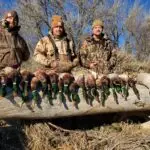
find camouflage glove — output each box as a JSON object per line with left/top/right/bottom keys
{"left": 50, "top": 60, "right": 59, "bottom": 69}
{"left": 50, "top": 60, "right": 74, "bottom": 73}
{"left": 72, "top": 58, "right": 79, "bottom": 67}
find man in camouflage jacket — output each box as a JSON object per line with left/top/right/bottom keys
{"left": 0, "top": 10, "right": 30, "bottom": 69}
{"left": 34, "top": 15, "right": 78, "bottom": 73}
{"left": 80, "top": 19, "right": 117, "bottom": 74}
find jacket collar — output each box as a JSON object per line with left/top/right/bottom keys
{"left": 5, "top": 26, "right": 20, "bottom": 35}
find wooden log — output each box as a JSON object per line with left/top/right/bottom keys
{"left": 137, "top": 73, "right": 150, "bottom": 90}
{"left": 141, "top": 121, "right": 150, "bottom": 129}
{"left": 0, "top": 84, "right": 149, "bottom": 119}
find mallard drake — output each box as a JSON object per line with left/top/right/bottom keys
{"left": 118, "top": 74, "right": 129, "bottom": 101}
{"left": 96, "top": 76, "right": 110, "bottom": 106}
{"left": 61, "top": 73, "right": 74, "bottom": 94}
{"left": 128, "top": 77, "right": 140, "bottom": 100}
{"left": 0, "top": 72, "right": 7, "bottom": 97}
{"left": 30, "top": 77, "right": 39, "bottom": 104}
{"left": 85, "top": 74, "right": 100, "bottom": 104}
{"left": 69, "top": 82, "right": 80, "bottom": 107}
{"left": 34, "top": 69, "right": 48, "bottom": 98}
{"left": 3, "top": 67, "right": 20, "bottom": 97}
{"left": 46, "top": 71, "right": 59, "bottom": 99}
{"left": 109, "top": 77, "right": 122, "bottom": 104}
{"left": 76, "top": 75, "right": 88, "bottom": 104}
{"left": 60, "top": 73, "right": 74, "bottom": 102}
{"left": 20, "top": 69, "right": 32, "bottom": 103}
{"left": 58, "top": 78, "right": 64, "bottom": 104}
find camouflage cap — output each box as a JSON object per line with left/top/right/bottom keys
{"left": 51, "top": 15, "right": 64, "bottom": 28}
{"left": 92, "top": 19, "right": 104, "bottom": 28}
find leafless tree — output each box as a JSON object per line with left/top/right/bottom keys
{"left": 15, "top": 0, "right": 103, "bottom": 53}
{"left": 95, "top": 0, "right": 127, "bottom": 46}
{"left": 13, "top": 0, "right": 150, "bottom": 60}
{"left": 125, "top": 1, "right": 150, "bottom": 60}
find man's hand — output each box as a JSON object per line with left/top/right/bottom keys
{"left": 89, "top": 62, "right": 98, "bottom": 69}
{"left": 50, "top": 60, "right": 59, "bottom": 69}
{"left": 50, "top": 60, "right": 74, "bottom": 73}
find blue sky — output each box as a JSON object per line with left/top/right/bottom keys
{"left": 2, "top": 0, "right": 150, "bottom": 8}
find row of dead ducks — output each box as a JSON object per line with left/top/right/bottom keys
{"left": 0, "top": 67, "right": 140, "bottom": 108}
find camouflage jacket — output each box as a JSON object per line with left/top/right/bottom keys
{"left": 0, "top": 25, "right": 30, "bottom": 69}
{"left": 34, "top": 32, "right": 76, "bottom": 67}
{"left": 80, "top": 34, "right": 117, "bottom": 74}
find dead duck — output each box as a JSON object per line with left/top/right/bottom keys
{"left": 20, "top": 69, "right": 33, "bottom": 104}
{"left": 118, "top": 74, "right": 129, "bottom": 101}
{"left": 128, "top": 77, "right": 140, "bottom": 100}
{"left": 0, "top": 72, "right": 7, "bottom": 97}
{"left": 34, "top": 69, "right": 48, "bottom": 98}
{"left": 119, "top": 74, "right": 139, "bottom": 100}
{"left": 111, "top": 77, "right": 122, "bottom": 94}
{"left": 30, "top": 76, "right": 39, "bottom": 105}
{"left": 76, "top": 75, "right": 88, "bottom": 104}
{"left": 86, "top": 74, "right": 100, "bottom": 104}
{"left": 96, "top": 76, "right": 110, "bottom": 106}
{"left": 109, "top": 76, "right": 122, "bottom": 104}
{"left": 3, "top": 67, "right": 21, "bottom": 97}
{"left": 85, "top": 74, "right": 99, "bottom": 106}
{"left": 69, "top": 82, "right": 80, "bottom": 107}
{"left": 58, "top": 77, "right": 65, "bottom": 104}
{"left": 46, "top": 71, "right": 59, "bottom": 99}
{"left": 60, "top": 73, "right": 74, "bottom": 101}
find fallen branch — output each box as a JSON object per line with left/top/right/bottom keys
{"left": 47, "top": 122, "right": 75, "bottom": 133}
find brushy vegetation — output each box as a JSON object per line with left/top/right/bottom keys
{"left": 115, "top": 51, "right": 150, "bottom": 74}
{"left": 1, "top": 119, "right": 150, "bottom": 150}
{"left": 22, "top": 121, "right": 150, "bottom": 150}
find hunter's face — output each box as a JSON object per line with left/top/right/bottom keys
{"left": 52, "top": 25, "right": 64, "bottom": 37}
{"left": 5, "top": 13, "right": 15, "bottom": 28}
{"left": 92, "top": 26, "right": 103, "bottom": 36}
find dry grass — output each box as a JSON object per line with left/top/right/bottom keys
{"left": 115, "top": 51, "right": 150, "bottom": 74}
{"left": 1, "top": 119, "right": 150, "bottom": 150}
{"left": 22, "top": 121, "right": 150, "bottom": 150}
